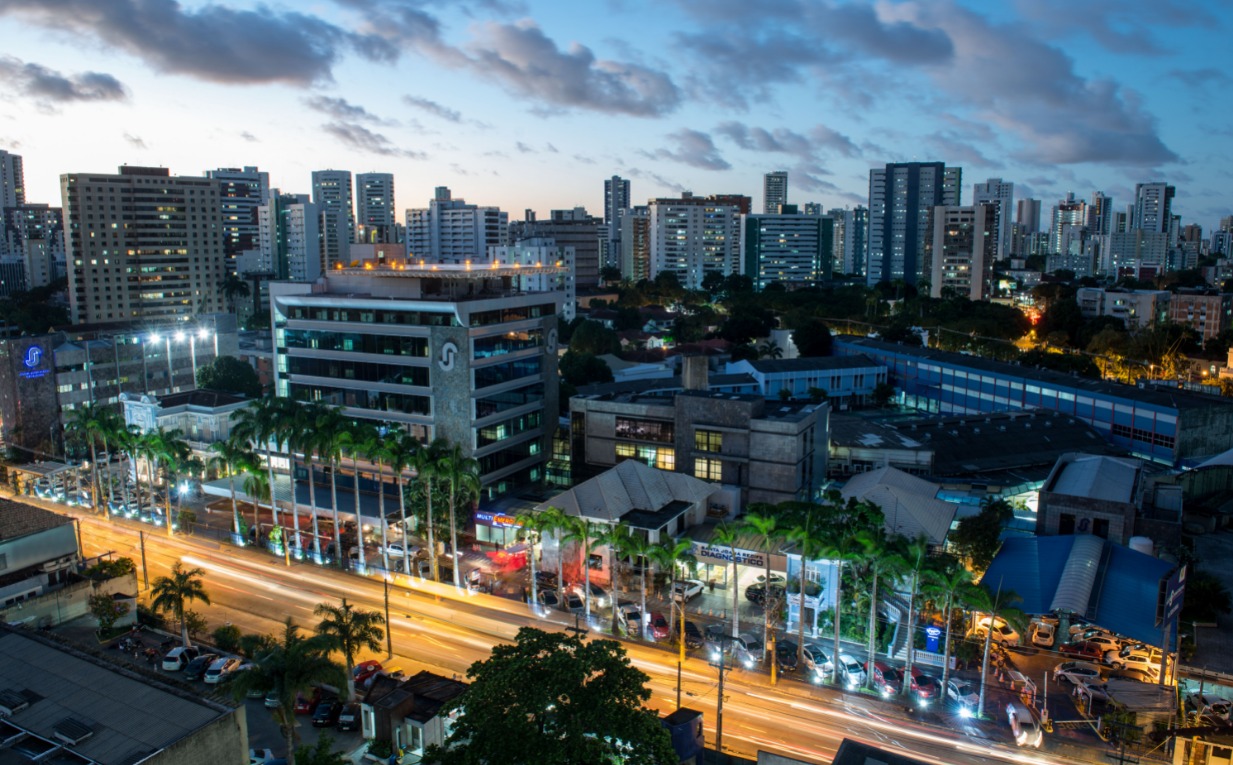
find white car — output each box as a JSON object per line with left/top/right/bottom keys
{"left": 671, "top": 579, "right": 706, "bottom": 603}
{"left": 1054, "top": 661, "right": 1103, "bottom": 685}
{"left": 249, "top": 749, "right": 277, "bottom": 765}
{"left": 1186, "top": 693, "right": 1232, "bottom": 722}
{"left": 383, "top": 542, "right": 422, "bottom": 560}
{"left": 970, "top": 616, "right": 1020, "bottom": 646}
{"left": 617, "top": 604, "right": 643, "bottom": 636}
{"left": 1082, "top": 634, "right": 1122, "bottom": 654}
{"left": 1030, "top": 621, "right": 1056, "bottom": 648}
{"left": 802, "top": 644, "right": 833, "bottom": 679}
{"left": 204, "top": 657, "right": 242, "bottom": 684}
{"left": 947, "top": 678, "right": 979, "bottom": 710}
{"left": 1111, "top": 652, "right": 1163, "bottom": 680}
{"left": 837, "top": 653, "right": 866, "bottom": 687}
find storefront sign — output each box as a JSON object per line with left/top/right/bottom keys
{"left": 474, "top": 511, "right": 523, "bottom": 528}
{"left": 694, "top": 544, "right": 765, "bottom": 568}
{"left": 925, "top": 625, "right": 942, "bottom": 653}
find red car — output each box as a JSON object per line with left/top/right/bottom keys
{"left": 294, "top": 688, "right": 322, "bottom": 714}
{"left": 649, "top": 612, "right": 670, "bottom": 640}
{"left": 908, "top": 665, "right": 938, "bottom": 701}
{"left": 1060, "top": 641, "right": 1105, "bottom": 661}
{"left": 353, "top": 660, "right": 382, "bottom": 687}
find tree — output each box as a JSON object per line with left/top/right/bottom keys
{"left": 196, "top": 356, "right": 262, "bottom": 398}
{"left": 924, "top": 564, "right": 972, "bottom": 691}
{"left": 233, "top": 395, "right": 286, "bottom": 533}
{"left": 949, "top": 498, "right": 1013, "bottom": 574}
{"left": 559, "top": 350, "right": 613, "bottom": 388}
{"left": 568, "top": 319, "right": 621, "bottom": 356}
{"left": 792, "top": 318, "right": 833, "bottom": 357}
{"left": 890, "top": 536, "right": 930, "bottom": 696}
{"left": 340, "top": 420, "right": 381, "bottom": 571}
{"left": 229, "top": 618, "right": 347, "bottom": 765}
{"left": 209, "top": 435, "right": 254, "bottom": 541}
{"left": 647, "top": 539, "right": 695, "bottom": 655}
{"left": 424, "top": 627, "right": 676, "bottom": 765}
{"left": 65, "top": 403, "right": 107, "bottom": 514}
{"left": 789, "top": 509, "right": 829, "bottom": 674}
{"left": 314, "top": 597, "right": 386, "bottom": 701}
{"left": 742, "top": 509, "right": 781, "bottom": 660}
{"left": 293, "top": 734, "right": 348, "bottom": 765}
{"left": 379, "top": 428, "right": 420, "bottom": 575}
{"left": 150, "top": 562, "right": 211, "bottom": 648}
{"left": 562, "top": 517, "right": 601, "bottom": 622}
{"left": 872, "top": 381, "right": 896, "bottom": 408}
{"left": 413, "top": 439, "right": 449, "bottom": 582}
{"left": 312, "top": 406, "right": 350, "bottom": 567}
{"left": 88, "top": 592, "right": 129, "bottom": 633}
{"left": 439, "top": 443, "right": 481, "bottom": 588}
{"left": 714, "top": 521, "right": 741, "bottom": 639}
{"left": 599, "top": 265, "right": 622, "bottom": 287}
{"left": 219, "top": 273, "right": 251, "bottom": 313}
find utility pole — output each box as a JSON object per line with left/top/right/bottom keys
{"left": 713, "top": 644, "right": 728, "bottom": 762}
{"left": 139, "top": 530, "right": 149, "bottom": 591}
{"left": 384, "top": 578, "right": 393, "bottom": 659}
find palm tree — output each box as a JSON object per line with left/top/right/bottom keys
{"left": 270, "top": 403, "right": 308, "bottom": 558}
{"left": 229, "top": 618, "right": 346, "bottom": 765}
{"left": 788, "top": 510, "right": 828, "bottom": 671}
{"left": 648, "top": 539, "right": 696, "bottom": 654}
{"left": 314, "top": 597, "right": 386, "bottom": 701}
{"left": 817, "top": 523, "right": 862, "bottom": 685}
{"left": 233, "top": 395, "right": 285, "bottom": 533}
{"left": 515, "top": 508, "right": 556, "bottom": 610}
{"left": 561, "top": 517, "right": 600, "bottom": 622}
{"left": 439, "top": 443, "right": 481, "bottom": 588}
{"left": 890, "top": 535, "right": 930, "bottom": 696}
{"left": 340, "top": 420, "right": 379, "bottom": 571}
{"left": 150, "top": 562, "right": 211, "bottom": 648}
{"left": 924, "top": 564, "right": 972, "bottom": 691}
{"left": 241, "top": 456, "right": 270, "bottom": 540}
{"left": 534, "top": 505, "right": 571, "bottom": 596}
{"left": 65, "top": 403, "right": 104, "bottom": 513}
{"left": 758, "top": 340, "right": 783, "bottom": 359}
{"left": 296, "top": 402, "right": 330, "bottom": 563}
{"left": 598, "top": 522, "right": 633, "bottom": 634}
{"left": 855, "top": 528, "right": 898, "bottom": 690}
{"left": 714, "top": 521, "right": 742, "bottom": 639}
{"left": 219, "top": 273, "right": 251, "bottom": 313}
{"left": 411, "top": 439, "right": 448, "bottom": 582}
{"left": 963, "top": 580, "right": 1025, "bottom": 719}
{"left": 313, "top": 405, "right": 349, "bottom": 567}
{"left": 382, "top": 430, "right": 420, "bottom": 576}
{"left": 209, "top": 436, "right": 252, "bottom": 540}
{"left": 623, "top": 533, "right": 653, "bottom": 630}
{"left": 742, "top": 509, "right": 781, "bottom": 659}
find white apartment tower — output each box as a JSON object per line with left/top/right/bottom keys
{"left": 972, "top": 178, "right": 1013, "bottom": 261}
{"left": 205, "top": 166, "right": 270, "bottom": 272}
{"left": 61, "top": 166, "right": 227, "bottom": 324}
{"left": 356, "top": 172, "right": 396, "bottom": 244}
{"left": 406, "top": 187, "right": 507, "bottom": 264}
{"left": 258, "top": 192, "right": 322, "bottom": 282}
{"left": 648, "top": 194, "right": 740, "bottom": 289}
{"left": 0, "top": 149, "right": 24, "bottom": 210}
{"left": 931, "top": 204, "right": 997, "bottom": 301}
{"left": 1133, "top": 182, "right": 1175, "bottom": 234}
{"left": 764, "top": 171, "right": 788, "bottom": 214}
{"left": 311, "top": 169, "right": 354, "bottom": 270}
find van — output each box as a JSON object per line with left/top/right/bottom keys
{"left": 1007, "top": 701, "right": 1043, "bottom": 748}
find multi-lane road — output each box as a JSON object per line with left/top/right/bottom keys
{"left": 71, "top": 509, "right": 1081, "bottom": 765}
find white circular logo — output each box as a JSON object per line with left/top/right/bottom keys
{"left": 546, "top": 328, "right": 558, "bottom": 353}
{"left": 438, "top": 340, "right": 458, "bottom": 371}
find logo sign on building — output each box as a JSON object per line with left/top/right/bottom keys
{"left": 474, "top": 511, "right": 522, "bottom": 528}
{"left": 18, "top": 344, "right": 48, "bottom": 379}
{"left": 1160, "top": 565, "right": 1187, "bottom": 625}
{"left": 925, "top": 625, "right": 942, "bottom": 653}
{"left": 694, "top": 544, "right": 765, "bottom": 568}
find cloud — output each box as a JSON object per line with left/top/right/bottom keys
{"left": 1168, "top": 68, "right": 1232, "bottom": 88}
{"left": 571, "top": 154, "right": 596, "bottom": 165}
{"left": 644, "top": 129, "right": 730, "bottom": 170}
{"left": 1014, "top": 0, "right": 1214, "bottom": 55}
{"left": 514, "top": 141, "right": 534, "bottom": 153}
{"left": 0, "top": 56, "right": 128, "bottom": 102}
{"left": 322, "top": 121, "right": 425, "bottom": 158}
{"left": 239, "top": 131, "right": 258, "bottom": 142}
{"left": 544, "top": 143, "right": 558, "bottom": 153}
{"left": 402, "top": 95, "right": 461, "bottom": 123}
{"left": 0, "top": 0, "right": 397, "bottom": 85}
{"left": 448, "top": 20, "right": 681, "bottom": 117}
{"left": 123, "top": 132, "right": 147, "bottom": 149}
{"left": 304, "top": 95, "right": 391, "bottom": 124}
{"left": 715, "top": 121, "right": 860, "bottom": 163}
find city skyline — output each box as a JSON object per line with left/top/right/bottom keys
{"left": 0, "top": 0, "right": 1228, "bottom": 229}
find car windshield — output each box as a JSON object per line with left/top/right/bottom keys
{"left": 883, "top": 669, "right": 902, "bottom": 684}
{"left": 956, "top": 683, "right": 973, "bottom": 694}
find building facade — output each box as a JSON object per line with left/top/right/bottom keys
{"left": 270, "top": 263, "right": 564, "bottom": 496}
{"left": 741, "top": 207, "right": 833, "bottom": 289}
{"left": 930, "top": 204, "right": 997, "bottom": 300}
{"left": 1, "top": 203, "right": 65, "bottom": 293}
{"left": 257, "top": 192, "right": 321, "bottom": 281}
{"left": 311, "top": 169, "right": 355, "bottom": 271}
{"left": 356, "top": 172, "right": 396, "bottom": 244}
{"left": 205, "top": 166, "right": 269, "bottom": 273}
{"left": 971, "top": 178, "right": 1013, "bottom": 261}
{"left": 764, "top": 171, "right": 788, "bottom": 214}
{"left": 61, "top": 166, "right": 227, "bottom": 325}
{"left": 648, "top": 194, "right": 741, "bottom": 290}
{"left": 1075, "top": 288, "right": 1169, "bottom": 331}
{"left": 867, "top": 162, "right": 961, "bottom": 287}
{"left": 0, "top": 148, "right": 23, "bottom": 209}
{"left": 406, "top": 187, "right": 508, "bottom": 265}
{"left": 723, "top": 355, "right": 885, "bottom": 409}
{"left": 508, "top": 207, "right": 603, "bottom": 291}
{"left": 1168, "top": 290, "right": 1233, "bottom": 344}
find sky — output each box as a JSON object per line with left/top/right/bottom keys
{"left": 0, "top": 0, "right": 1230, "bottom": 231}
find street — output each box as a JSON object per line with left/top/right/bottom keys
{"left": 62, "top": 505, "right": 1112, "bottom": 765}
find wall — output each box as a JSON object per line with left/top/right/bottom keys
{"left": 0, "top": 572, "right": 138, "bottom": 629}
{"left": 147, "top": 706, "right": 249, "bottom": 765}
{"left": 1036, "top": 491, "right": 1136, "bottom": 545}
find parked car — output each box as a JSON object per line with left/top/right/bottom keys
{"left": 671, "top": 579, "right": 706, "bottom": 603}
{"left": 777, "top": 640, "right": 800, "bottom": 673}
{"left": 1053, "top": 661, "right": 1104, "bottom": 685}
{"left": 969, "top": 616, "right": 1021, "bottom": 646}
{"left": 337, "top": 703, "right": 361, "bottom": 731}
{"left": 802, "top": 644, "right": 833, "bottom": 679}
{"left": 866, "top": 661, "right": 902, "bottom": 697}
{"left": 1114, "top": 652, "right": 1163, "bottom": 681}
{"left": 570, "top": 581, "right": 610, "bottom": 609}
{"left": 732, "top": 634, "right": 765, "bottom": 669}
{"left": 682, "top": 620, "right": 704, "bottom": 649}
{"left": 744, "top": 581, "right": 786, "bottom": 605}
{"left": 249, "top": 748, "right": 277, "bottom": 765}
{"left": 383, "top": 542, "right": 421, "bottom": 560}
{"left": 264, "top": 690, "right": 280, "bottom": 709}
{"left": 183, "top": 653, "right": 220, "bottom": 681}
{"left": 564, "top": 592, "right": 585, "bottom": 614}
{"left": 311, "top": 700, "right": 343, "bottom": 728}
{"left": 161, "top": 646, "right": 200, "bottom": 671}
{"left": 908, "top": 666, "right": 939, "bottom": 702}
{"left": 1030, "top": 621, "right": 1056, "bottom": 648}
{"left": 837, "top": 653, "right": 866, "bottom": 687}
{"left": 1081, "top": 634, "right": 1122, "bottom": 654}
{"left": 1007, "top": 701, "right": 1043, "bottom": 748}
{"left": 353, "top": 660, "right": 383, "bottom": 687}
{"left": 537, "top": 589, "right": 560, "bottom": 609}
{"left": 204, "top": 657, "right": 242, "bottom": 684}
{"left": 1078, "top": 681, "right": 1111, "bottom": 702}
{"left": 1059, "top": 641, "right": 1106, "bottom": 661}
{"left": 617, "top": 603, "right": 643, "bottom": 637}
{"left": 946, "top": 679, "right": 979, "bottom": 714}
{"left": 295, "top": 689, "right": 323, "bottom": 714}
{"left": 1186, "top": 693, "right": 1232, "bottom": 723}
{"left": 534, "top": 570, "right": 558, "bottom": 590}
{"left": 648, "top": 612, "right": 671, "bottom": 640}
{"left": 1104, "top": 644, "right": 1160, "bottom": 669}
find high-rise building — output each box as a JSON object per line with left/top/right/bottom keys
{"left": 0, "top": 149, "right": 24, "bottom": 210}
{"left": 648, "top": 193, "right": 741, "bottom": 289}
{"left": 258, "top": 192, "right": 321, "bottom": 282}
{"left": 205, "top": 166, "right": 269, "bottom": 273}
{"left": 406, "top": 187, "right": 508, "bottom": 264}
{"left": 356, "top": 172, "right": 396, "bottom": 244}
{"left": 1016, "top": 198, "right": 1041, "bottom": 234}
{"left": 61, "top": 166, "right": 226, "bottom": 324}
{"left": 931, "top": 204, "right": 997, "bottom": 300}
{"left": 866, "top": 162, "right": 961, "bottom": 286}
{"left": 311, "top": 169, "right": 354, "bottom": 270}
{"left": 1133, "top": 182, "right": 1175, "bottom": 234}
{"left": 742, "top": 205, "right": 834, "bottom": 289}
{"left": 508, "top": 207, "right": 603, "bottom": 291}
{"left": 1049, "top": 194, "right": 1088, "bottom": 255}
{"left": 827, "top": 207, "right": 869, "bottom": 276}
{"left": 1087, "top": 192, "right": 1114, "bottom": 236}
{"left": 972, "top": 178, "right": 1013, "bottom": 261}
{"left": 1, "top": 204, "right": 65, "bottom": 294}
{"left": 604, "top": 175, "right": 630, "bottom": 269}
{"left": 619, "top": 206, "right": 650, "bottom": 282}
{"left": 763, "top": 171, "right": 788, "bottom": 214}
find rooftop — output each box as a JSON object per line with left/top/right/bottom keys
{"left": 738, "top": 354, "right": 882, "bottom": 374}
{"left": 1047, "top": 454, "right": 1141, "bottom": 503}
{"left": 839, "top": 467, "right": 956, "bottom": 546}
{"left": 153, "top": 389, "right": 250, "bottom": 410}
{"left": 333, "top": 261, "right": 567, "bottom": 279}
{"left": 574, "top": 372, "right": 757, "bottom": 399}
{"left": 837, "top": 336, "right": 1232, "bottom": 412}
{"left": 536, "top": 460, "right": 717, "bottom": 525}
{"left": 0, "top": 627, "right": 235, "bottom": 765}
{"left": 0, "top": 499, "right": 73, "bottom": 542}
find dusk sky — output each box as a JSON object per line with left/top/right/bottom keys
{"left": 1, "top": 0, "right": 1229, "bottom": 229}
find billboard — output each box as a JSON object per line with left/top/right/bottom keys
{"left": 1159, "top": 565, "right": 1186, "bottom": 626}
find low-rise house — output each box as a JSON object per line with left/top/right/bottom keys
{"left": 361, "top": 671, "right": 467, "bottom": 762}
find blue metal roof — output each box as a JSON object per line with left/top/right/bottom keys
{"left": 983, "top": 535, "right": 1176, "bottom": 647}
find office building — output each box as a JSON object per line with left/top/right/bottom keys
{"left": 0, "top": 148, "right": 23, "bottom": 209}
{"left": 648, "top": 193, "right": 741, "bottom": 290}
{"left": 508, "top": 207, "right": 603, "bottom": 291}
{"left": 1088, "top": 192, "right": 1114, "bottom": 236}
{"left": 257, "top": 192, "right": 322, "bottom": 282}
{"left": 357, "top": 172, "right": 396, "bottom": 244}
{"left": 1075, "top": 288, "right": 1168, "bottom": 330}
{"left": 269, "top": 261, "right": 565, "bottom": 498}
{"left": 1133, "top": 182, "right": 1175, "bottom": 234}
{"left": 764, "top": 171, "right": 788, "bottom": 214}
{"left": 930, "top": 204, "right": 997, "bottom": 300}
{"left": 619, "top": 205, "right": 650, "bottom": 282}
{"left": 972, "top": 178, "right": 1013, "bottom": 260}
{"left": 827, "top": 206, "right": 869, "bottom": 276}
{"left": 1017, "top": 198, "right": 1041, "bottom": 234}
{"left": 741, "top": 206, "right": 833, "bottom": 289}
{"left": 834, "top": 336, "right": 1233, "bottom": 467}
{"left": 2, "top": 203, "right": 65, "bottom": 293}
{"left": 406, "top": 187, "right": 508, "bottom": 265}
{"left": 488, "top": 238, "right": 577, "bottom": 321}
{"left": 1168, "top": 290, "right": 1233, "bottom": 344}
{"left": 205, "top": 166, "right": 269, "bottom": 272}
{"left": 61, "top": 166, "right": 226, "bottom": 325}
{"left": 1049, "top": 193, "right": 1088, "bottom": 256}
{"left": 866, "top": 162, "right": 961, "bottom": 287}
{"left": 604, "top": 175, "right": 630, "bottom": 266}
{"left": 311, "top": 169, "right": 354, "bottom": 270}
{"left": 723, "top": 355, "right": 885, "bottom": 408}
